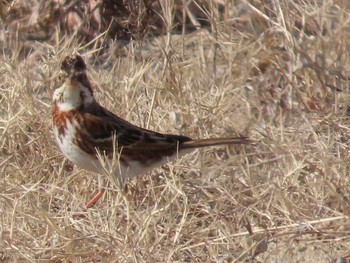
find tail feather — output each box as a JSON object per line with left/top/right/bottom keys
{"left": 181, "top": 137, "right": 249, "bottom": 149}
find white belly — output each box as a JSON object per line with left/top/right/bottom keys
{"left": 54, "top": 121, "right": 103, "bottom": 174}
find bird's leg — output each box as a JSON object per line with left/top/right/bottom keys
{"left": 84, "top": 190, "right": 105, "bottom": 209}
{"left": 84, "top": 174, "right": 105, "bottom": 209}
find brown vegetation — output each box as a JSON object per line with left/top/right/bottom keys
{"left": 1, "top": 0, "right": 350, "bottom": 261}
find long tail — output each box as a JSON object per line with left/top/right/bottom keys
{"left": 181, "top": 137, "right": 249, "bottom": 149}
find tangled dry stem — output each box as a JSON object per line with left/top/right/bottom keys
{"left": 1, "top": 0, "right": 350, "bottom": 262}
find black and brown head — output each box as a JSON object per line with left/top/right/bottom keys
{"left": 53, "top": 55, "right": 95, "bottom": 109}
{"left": 61, "top": 55, "right": 86, "bottom": 74}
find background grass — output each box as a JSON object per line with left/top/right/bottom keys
{"left": 1, "top": 0, "right": 350, "bottom": 262}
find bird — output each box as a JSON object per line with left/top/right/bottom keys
{"left": 52, "top": 55, "right": 249, "bottom": 209}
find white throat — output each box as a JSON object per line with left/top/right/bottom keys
{"left": 53, "top": 79, "right": 94, "bottom": 111}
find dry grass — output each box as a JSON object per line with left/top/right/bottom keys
{"left": 1, "top": 0, "right": 350, "bottom": 262}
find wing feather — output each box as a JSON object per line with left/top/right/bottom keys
{"left": 79, "top": 102, "right": 192, "bottom": 155}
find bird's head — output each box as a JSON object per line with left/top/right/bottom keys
{"left": 61, "top": 55, "right": 87, "bottom": 74}
{"left": 52, "top": 55, "right": 94, "bottom": 111}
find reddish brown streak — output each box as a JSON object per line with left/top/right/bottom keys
{"left": 52, "top": 101, "right": 70, "bottom": 137}
{"left": 53, "top": 102, "right": 177, "bottom": 167}
{"left": 75, "top": 113, "right": 169, "bottom": 165}
{"left": 52, "top": 101, "right": 129, "bottom": 165}
{"left": 53, "top": 81, "right": 187, "bottom": 168}
{"left": 51, "top": 72, "right": 92, "bottom": 138}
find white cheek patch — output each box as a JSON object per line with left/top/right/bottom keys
{"left": 53, "top": 82, "right": 94, "bottom": 112}
{"left": 53, "top": 86, "right": 64, "bottom": 102}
